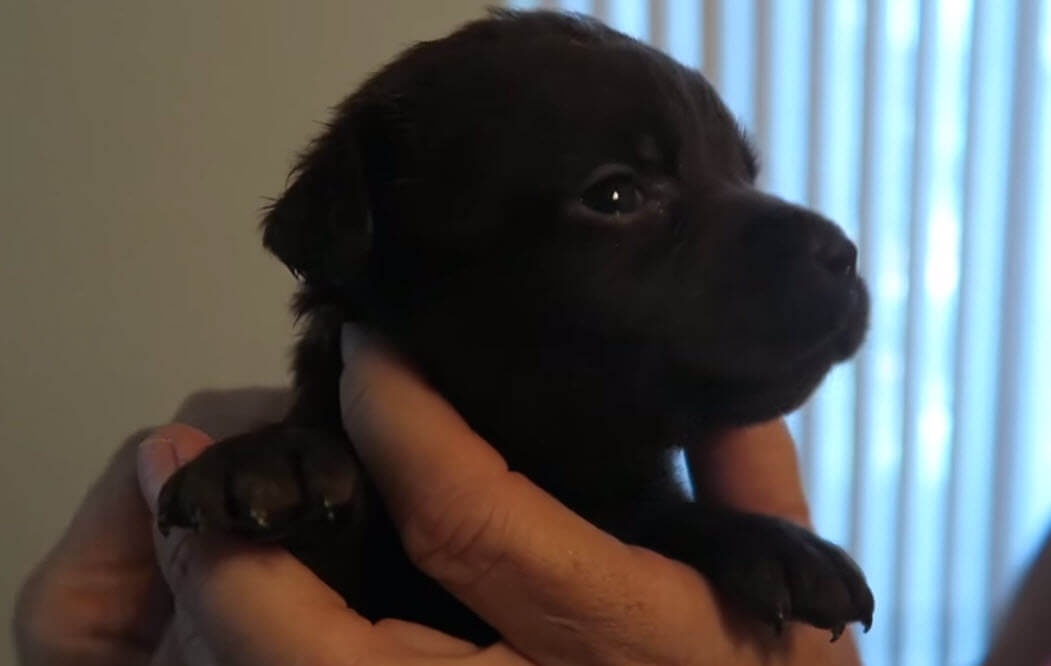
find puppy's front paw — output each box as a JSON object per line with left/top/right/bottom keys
{"left": 157, "top": 425, "right": 361, "bottom": 540}
{"left": 703, "top": 513, "right": 873, "bottom": 640}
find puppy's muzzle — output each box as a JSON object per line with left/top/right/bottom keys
{"left": 811, "top": 231, "right": 858, "bottom": 280}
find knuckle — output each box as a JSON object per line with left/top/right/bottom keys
{"left": 13, "top": 565, "right": 94, "bottom": 660}
{"left": 161, "top": 530, "right": 209, "bottom": 601}
{"left": 310, "top": 615, "right": 369, "bottom": 666}
{"left": 172, "top": 610, "right": 213, "bottom": 663}
{"left": 399, "top": 472, "right": 518, "bottom": 589}
{"left": 13, "top": 569, "right": 52, "bottom": 653}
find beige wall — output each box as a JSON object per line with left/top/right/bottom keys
{"left": 0, "top": 2, "right": 491, "bottom": 660}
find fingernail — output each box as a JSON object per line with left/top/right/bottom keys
{"left": 137, "top": 433, "right": 178, "bottom": 515}
{"left": 341, "top": 323, "right": 366, "bottom": 364}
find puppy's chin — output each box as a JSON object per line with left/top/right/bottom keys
{"left": 784, "top": 274, "right": 869, "bottom": 365}
{"left": 680, "top": 362, "right": 830, "bottom": 427}
{"left": 671, "top": 282, "right": 870, "bottom": 427}
{"left": 829, "top": 280, "right": 870, "bottom": 361}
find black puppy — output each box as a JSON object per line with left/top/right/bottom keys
{"left": 158, "top": 10, "right": 873, "bottom": 644}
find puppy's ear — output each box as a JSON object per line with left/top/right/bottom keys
{"left": 262, "top": 112, "right": 372, "bottom": 299}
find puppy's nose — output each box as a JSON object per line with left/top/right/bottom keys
{"left": 813, "top": 235, "right": 857, "bottom": 278}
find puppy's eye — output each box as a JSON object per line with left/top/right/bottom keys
{"left": 580, "top": 174, "right": 644, "bottom": 216}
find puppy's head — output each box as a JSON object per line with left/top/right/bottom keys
{"left": 263, "top": 10, "right": 868, "bottom": 427}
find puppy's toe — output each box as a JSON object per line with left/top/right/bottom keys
{"left": 701, "top": 513, "right": 874, "bottom": 638}
{"left": 156, "top": 425, "right": 362, "bottom": 541}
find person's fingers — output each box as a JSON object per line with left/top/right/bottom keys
{"left": 687, "top": 422, "right": 867, "bottom": 664}
{"left": 372, "top": 619, "right": 492, "bottom": 659}
{"left": 339, "top": 326, "right": 768, "bottom": 666}
{"left": 686, "top": 419, "right": 811, "bottom": 526}
{"left": 15, "top": 429, "right": 171, "bottom": 666}
{"left": 148, "top": 621, "right": 199, "bottom": 666}
{"left": 165, "top": 607, "right": 225, "bottom": 666}
{"left": 137, "top": 425, "right": 376, "bottom": 666}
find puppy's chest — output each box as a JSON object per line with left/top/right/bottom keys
{"left": 494, "top": 432, "right": 688, "bottom": 522}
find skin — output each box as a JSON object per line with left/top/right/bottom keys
{"left": 982, "top": 530, "right": 1051, "bottom": 665}
{"left": 15, "top": 329, "right": 863, "bottom": 665}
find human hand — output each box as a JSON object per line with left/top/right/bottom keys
{"left": 126, "top": 329, "right": 858, "bottom": 665}
{"left": 15, "top": 337, "right": 862, "bottom": 666}
{"left": 13, "top": 389, "right": 292, "bottom": 666}
{"left": 983, "top": 528, "right": 1051, "bottom": 666}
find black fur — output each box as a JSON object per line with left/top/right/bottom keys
{"left": 158, "top": 10, "right": 873, "bottom": 644}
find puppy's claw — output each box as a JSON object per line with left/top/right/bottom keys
{"left": 830, "top": 624, "right": 845, "bottom": 642}
{"left": 863, "top": 614, "right": 873, "bottom": 633}
{"left": 249, "top": 507, "right": 270, "bottom": 529}
{"left": 323, "top": 498, "right": 336, "bottom": 521}
{"left": 773, "top": 609, "right": 785, "bottom": 635}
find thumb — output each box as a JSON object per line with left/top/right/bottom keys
{"left": 338, "top": 326, "right": 729, "bottom": 666}
{"left": 137, "top": 425, "right": 372, "bottom": 666}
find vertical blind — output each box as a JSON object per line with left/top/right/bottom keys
{"left": 510, "top": 1, "right": 1050, "bottom": 664}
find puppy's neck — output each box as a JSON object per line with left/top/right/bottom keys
{"left": 400, "top": 333, "right": 693, "bottom": 515}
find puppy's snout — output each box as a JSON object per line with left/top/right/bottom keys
{"left": 736, "top": 197, "right": 858, "bottom": 281}
{"left": 813, "top": 235, "right": 858, "bottom": 279}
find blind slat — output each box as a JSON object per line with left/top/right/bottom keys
{"left": 648, "top": 0, "right": 667, "bottom": 51}
{"left": 753, "top": 0, "right": 773, "bottom": 194}
{"left": 893, "top": 0, "right": 937, "bottom": 662}
{"left": 990, "top": 0, "right": 1042, "bottom": 619}
{"left": 852, "top": 0, "right": 885, "bottom": 564}
{"left": 702, "top": 0, "right": 722, "bottom": 89}
{"left": 941, "top": 1, "right": 985, "bottom": 662}
{"left": 798, "top": 0, "right": 829, "bottom": 495}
